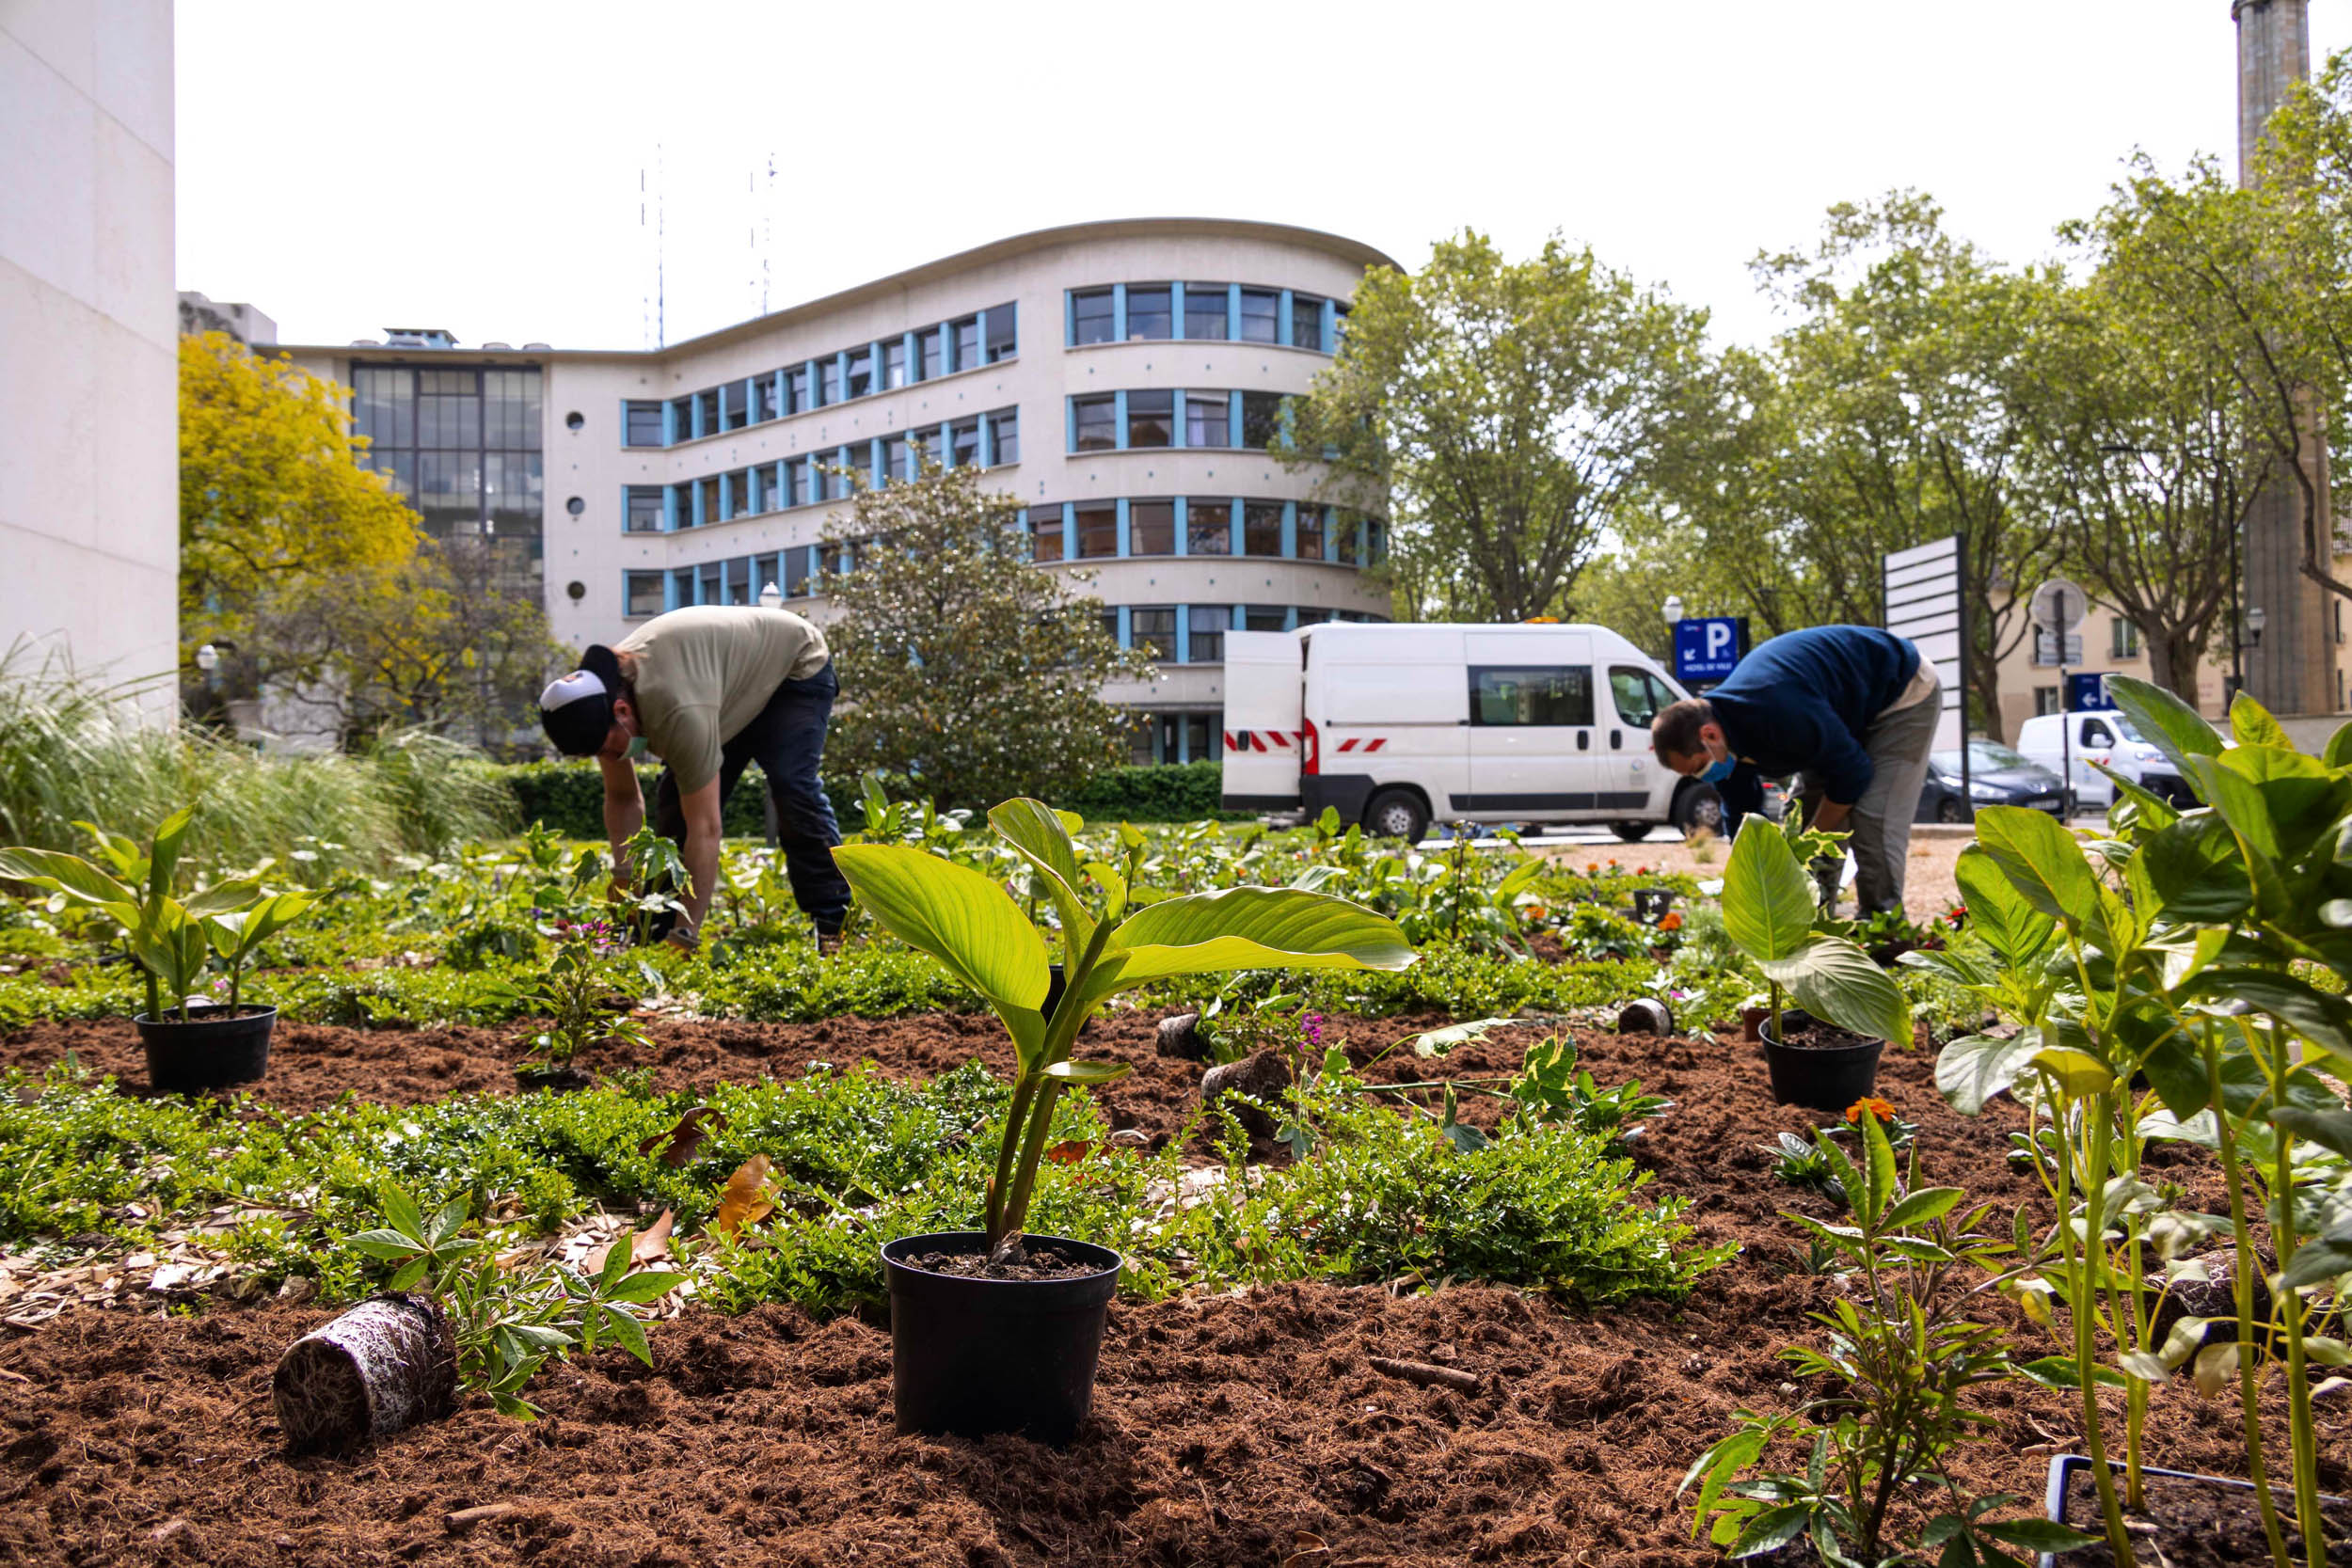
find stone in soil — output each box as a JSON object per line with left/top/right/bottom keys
{"left": 1200, "top": 1048, "right": 1293, "bottom": 1139}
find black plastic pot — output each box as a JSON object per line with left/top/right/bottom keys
{"left": 882, "top": 1230, "right": 1120, "bottom": 1445}
{"left": 1757, "top": 1007, "right": 1883, "bottom": 1112}
{"left": 2040, "top": 1454, "right": 2345, "bottom": 1568}
{"left": 1630, "top": 888, "right": 1676, "bottom": 924}
{"left": 132, "top": 1004, "right": 276, "bottom": 1094}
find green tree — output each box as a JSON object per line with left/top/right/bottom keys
{"left": 820, "top": 457, "right": 1153, "bottom": 809}
{"left": 1287, "top": 230, "right": 1715, "bottom": 623}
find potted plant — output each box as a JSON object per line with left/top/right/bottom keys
{"left": 511, "top": 916, "right": 650, "bottom": 1091}
{"left": 834, "top": 799, "right": 1414, "bottom": 1444}
{"left": 0, "top": 806, "right": 317, "bottom": 1093}
{"left": 1719, "top": 816, "right": 1912, "bottom": 1111}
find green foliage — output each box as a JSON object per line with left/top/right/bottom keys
{"left": 1062, "top": 761, "right": 1241, "bottom": 822}
{"left": 1720, "top": 816, "right": 1912, "bottom": 1044}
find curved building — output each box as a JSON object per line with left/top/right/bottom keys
{"left": 278, "top": 218, "right": 1397, "bottom": 763}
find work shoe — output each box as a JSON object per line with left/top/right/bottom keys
{"left": 816, "top": 928, "right": 844, "bottom": 958}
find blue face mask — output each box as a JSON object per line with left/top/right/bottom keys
{"left": 1699, "top": 753, "right": 1737, "bottom": 784}
{"left": 626, "top": 736, "right": 650, "bottom": 761}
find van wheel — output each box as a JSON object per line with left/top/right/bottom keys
{"left": 1672, "top": 785, "right": 1723, "bottom": 836}
{"left": 1611, "top": 822, "right": 1652, "bottom": 843}
{"left": 1363, "top": 790, "right": 1429, "bottom": 844}
{"left": 1935, "top": 796, "right": 1966, "bottom": 824}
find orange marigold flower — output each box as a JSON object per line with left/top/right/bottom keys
{"left": 1844, "top": 1096, "right": 1899, "bottom": 1125}
{"left": 1657, "top": 911, "right": 1684, "bottom": 932}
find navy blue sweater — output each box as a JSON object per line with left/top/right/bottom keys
{"left": 1707, "top": 627, "right": 1920, "bottom": 829}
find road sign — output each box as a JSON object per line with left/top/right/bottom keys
{"left": 2068, "top": 672, "right": 2111, "bottom": 711}
{"left": 1672, "top": 617, "right": 1746, "bottom": 683}
{"left": 1883, "top": 536, "right": 1966, "bottom": 755}
{"left": 2031, "top": 579, "right": 2090, "bottom": 638}
{"left": 2034, "top": 631, "right": 2085, "bottom": 667}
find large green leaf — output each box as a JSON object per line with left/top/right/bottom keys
{"left": 2140, "top": 811, "right": 2250, "bottom": 923}
{"left": 2188, "top": 969, "right": 2352, "bottom": 1069}
{"left": 1951, "top": 846, "right": 2054, "bottom": 969}
{"left": 146, "top": 805, "right": 194, "bottom": 911}
{"left": 2108, "top": 673, "right": 2224, "bottom": 782}
{"left": 2231, "top": 690, "right": 2296, "bottom": 752}
{"left": 182, "top": 876, "right": 267, "bottom": 918}
{"left": 0, "top": 847, "right": 134, "bottom": 909}
{"left": 1936, "top": 1029, "right": 2043, "bottom": 1116}
{"left": 2324, "top": 721, "right": 2352, "bottom": 770}
{"left": 1762, "top": 936, "right": 1912, "bottom": 1044}
{"left": 832, "top": 845, "right": 1049, "bottom": 1014}
{"left": 1086, "top": 886, "right": 1414, "bottom": 998}
{"left": 988, "top": 798, "right": 1095, "bottom": 955}
{"left": 1973, "top": 806, "right": 2100, "bottom": 934}
{"left": 1722, "top": 816, "right": 1816, "bottom": 964}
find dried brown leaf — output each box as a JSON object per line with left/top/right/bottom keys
{"left": 1045, "top": 1140, "right": 1093, "bottom": 1164}
{"left": 584, "top": 1209, "right": 675, "bottom": 1275}
{"left": 711, "top": 1157, "right": 776, "bottom": 1240}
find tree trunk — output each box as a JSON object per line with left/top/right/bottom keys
{"left": 2146, "top": 627, "right": 2203, "bottom": 710}
{"left": 272, "top": 1292, "right": 455, "bottom": 1451}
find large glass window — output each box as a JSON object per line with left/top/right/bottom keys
{"left": 667, "top": 394, "right": 694, "bottom": 438}
{"left": 1239, "top": 289, "right": 1279, "bottom": 343}
{"left": 847, "top": 346, "right": 873, "bottom": 400}
{"left": 726, "top": 557, "right": 752, "bottom": 605}
{"left": 988, "top": 408, "right": 1019, "bottom": 465}
{"left": 696, "top": 388, "right": 722, "bottom": 435}
{"left": 1295, "top": 504, "right": 1325, "bottom": 561}
{"left": 626, "top": 486, "right": 665, "bottom": 533}
{"left": 1335, "top": 512, "right": 1361, "bottom": 565}
{"left": 1470, "top": 667, "right": 1595, "bottom": 727}
{"left": 700, "top": 562, "right": 723, "bottom": 605}
{"left": 1187, "top": 500, "right": 1232, "bottom": 555}
{"left": 950, "top": 420, "right": 980, "bottom": 468}
{"left": 1291, "top": 293, "right": 1324, "bottom": 352}
{"left": 1129, "top": 500, "right": 1173, "bottom": 556}
{"left": 785, "top": 365, "right": 809, "bottom": 414}
{"left": 753, "top": 376, "right": 778, "bottom": 423}
{"left": 731, "top": 468, "right": 755, "bottom": 518}
{"left": 1031, "top": 506, "right": 1065, "bottom": 562}
{"left": 720, "top": 381, "right": 747, "bottom": 431}
{"left": 1131, "top": 608, "right": 1175, "bottom": 660}
{"left": 623, "top": 400, "right": 663, "bottom": 447}
{"left": 358, "top": 364, "right": 542, "bottom": 575}
{"left": 695, "top": 475, "right": 721, "bottom": 525}
{"left": 883, "top": 339, "right": 907, "bottom": 389}
{"left": 1186, "top": 394, "right": 1229, "bottom": 448}
{"left": 1072, "top": 289, "right": 1115, "bottom": 345}
{"left": 920, "top": 328, "right": 944, "bottom": 380}
{"left": 672, "top": 566, "right": 695, "bottom": 607}
{"left": 1125, "top": 286, "right": 1172, "bottom": 341}
{"left": 985, "top": 303, "right": 1017, "bottom": 362}
{"left": 1126, "top": 389, "right": 1173, "bottom": 448}
{"left": 819, "top": 358, "right": 841, "bottom": 406}
{"left": 1245, "top": 606, "right": 1288, "bottom": 631}
{"left": 1243, "top": 501, "right": 1284, "bottom": 556}
{"left": 1073, "top": 395, "right": 1117, "bottom": 452}
{"left": 785, "top": 548, "right": 811, "bottom": 596}
{"left": 1075, "top": 502, "right": 1118, "bottom": 559}
{"left": 884, "top": 436, "right": 910, "bottom": 483}
{"left": 1241, "top": 391, "right": 1283, "bottom": 449}
{"left": 1188, "top": 606, "right": 1229, "bottom": 663}
{"left": 626, "top": 572, "right": 664, "bottom": 617}
{"left": 1184, "top": 285, "right": 1228, "bottom": 340}
{"left": 952, "top": 316, "right": 979, "bottom": 371}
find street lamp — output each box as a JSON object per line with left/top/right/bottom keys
{"left": 1661, "top": 594, "right": 1685, "bottom": 625}
{"left": 2246, "top": 606, "right": 2267, "bottom": 647}
{"left": 195, "top": 643, "right": 219, "bottom": 673}
{"left": 759, "top": 582, "right": 784, "bottom": 610}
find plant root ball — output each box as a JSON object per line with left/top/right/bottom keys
{"left": 1617, "top": 998, "right": 1675, "bottom": 1036}
{"left": 1155, "top": 1012, "right": 1206, "bottom": 1061}
{"left": 272, "top": 1291, "right": 456, "bottom": 1452}
{"left": 1200, "top": 1049, "right": 1293, "bottom": 1140}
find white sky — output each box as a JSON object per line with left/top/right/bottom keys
{"left": 177, "top": 0, "right": 2352, "bottom": 353}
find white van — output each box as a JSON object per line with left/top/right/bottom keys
{"left": 1219, "top": 622, "right": 1724, "bottom": 843}
{"left": 2013, "top": 709, "right": 2192, "bottom": 811}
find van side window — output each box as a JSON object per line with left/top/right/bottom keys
{"left": 2081, "top": 719, "right": 2114, "bottom": 748}
{"left": 1608, "top": 666, "right": 1676, "bottom": 728}
{"left": 1470, "top": 666, "right": 1594, "bottom": 727}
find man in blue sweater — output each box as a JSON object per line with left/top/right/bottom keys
{"left": 1648, "top": 626, "right": 1941, "bottom": 914}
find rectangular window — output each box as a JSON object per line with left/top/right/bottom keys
{"left": 1188, "top": 714, "right": 1217, "bottom": 760}
{"left": 1125, "top": 286, "right": 1172, "bottom": 341}
{"left": 727, "top": 557, "right": 752, "bottom": 605}
{"left": 1072, "top": 289, "right": 1115, "bottom": 345}
{"left": 884, "top": 436, "right": 910, "bottom": 483}
{"left": 847, "top": 346, "right": 873, "bottom": 400}
{"left": 1073, "top": 395, "right": 1117, "bottom": 451}
{"left": 1470, "top": 666, "right": 1595, "bottom": 727}
{"left": 950, "top": 419, "right": 980, "bottom": 468}
{"left": 696, "top": 388, "right": 722, "bottom": 435}
{"left": 985, "top": 303, "right": 1017, "bottom": 362}
{"left": 1239, "top": 289, "right": 1279, "bottom": 343}
{"left": 785, "top": 365, "right": 809, "bottom": 414}
{"left": 1184, "top": 284, "right": 1229, "bottom": 340}
{"left": 1031, "top": 506, "right": 1065, "bottom": 562}
{"left": 1295, "top": 505, "right": 1325, "bottom": 561}
{"left": 700, "top": 562, "right": 723, "bottom": 606}
{"left": 1100, "top": 610, "right": 1120, "bottom": 645}
{"left": 883, "top": 339, "right": 907, "bottom": 389}
{"left": 952, "top": 316, "right": 979, "bottom": 371}
{"left": 694, "top": 475, "right": 721, "bottom": 526}
{"left": 673, "top": 566, "right": 695, "bottom": 607}
{"left": 668, "top": 395, "right": 694, "bottom": 439}
{"left": 920, "top": 328, "right": 944, "bottom": 380}
{"left": 354, "top": 367, "right": 417, "bottom": 448}
{"left": 819, "top": 359, "right": 841, "bottom": 406}
{"left": 730, "top": 469, "right": 754, "bottom": 518}
{"left": 989, "top": 407, "right": 1020, "bottom": 465}
{"left": 1241, "top": 391, "right": 1282, "bottom": 450}
{"left": 2110, "top": 617, "right": 2141, "bottom": 658}
{"left": 626, "top": 572, "right": 664, "bottom": 616}
{"left": 627, "top": 486, "right": 664, "bottom": 533}
{"left": 721, "top": 382, "right": 747, "bottom": 431}
{"left": 1245, "top": 605, "right": 1287, "bottom": 631}
{"left": 753, "top": 376, "right": 778, "bottom": 423}
{"left": 1334, "top": 512, "right": 1361, "bottom": 565}
{"left": 1130, "top": 500, "right": 1173, "bottom": 556}
{"left": 2034, "top": 685, "right": 2062, "bottom": 717}
{"left": 1295, "top": 607, "right": 1331, "bottom": 626}
{"left": 1291, "top": 293, "right": 1323, "bottom": 352}
{"left": 1126, "top": 389, "right": 1173, "bottom": 449}
{"left": 1188, "top": 606, "right": 1228, "bottom": 663}
{"left": 624, "top": 400, "right": 664, "bottom": 447}
{"left": 1185, "top": 393, "right": 1230, "bottom": 448}
{"left": 1075, "top": 501, "right": 1119, "bottom": 559}
{"left": 1243, "top": 501, "right": 1284, "bottom": 557}
{"left": 1187, "top": 500, "right": 1232, "bottom": 556}
{"left": 1131, "top": 607, "right": 1175, "bottom": 661}
{"left": 785, "top": 548, "right": 811, "bottom": 596}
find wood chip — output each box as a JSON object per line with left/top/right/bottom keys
{"left": 445, "top": 1503, "right": 517, "bottom": 1534}
{"left": 1367, "top": 1355, "right": 1483, "bottom": 1394}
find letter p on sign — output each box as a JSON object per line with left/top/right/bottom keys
{"left": 1705, "top": 623, "right": 1733, "bottom": 661}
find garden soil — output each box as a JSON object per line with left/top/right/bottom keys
{"left": 2, "top": 1012, "right": 2340, "bottom": 1563}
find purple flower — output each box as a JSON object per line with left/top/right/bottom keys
{"left": 1300, "top": 1011, "right": 1325, "bottom": 1046}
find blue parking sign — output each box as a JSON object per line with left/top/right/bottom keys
{"left": 1673, "top": 617, "right": 1744, "bottom": 682}
{"left": 2068, "top": 672, "right": 2110, "bottom": 711}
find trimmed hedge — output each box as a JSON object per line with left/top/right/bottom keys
{"left": 490, "top": 758, "right": 1240, "bottom": 840}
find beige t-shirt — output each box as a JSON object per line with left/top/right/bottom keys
{"left": 616, "top": 607, "right": 830, "bottom": 794}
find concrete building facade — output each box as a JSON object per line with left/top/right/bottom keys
{"left": 278, "top": 218, "right": 1396, "bottom": 764}
{"left": 0, "top": 0, "right": 179, "bottom": 705}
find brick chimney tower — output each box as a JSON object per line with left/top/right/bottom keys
{"left": 2233, "top": 0, "right": 2333, "bottom": 714}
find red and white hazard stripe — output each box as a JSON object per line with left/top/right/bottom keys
{"left": 1223, "top": 729, "right": 1304, "bottom": 752}
{"left": 1334, "top": 737, "right": 1389, "bottom": 753}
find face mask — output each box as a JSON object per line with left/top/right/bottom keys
{"left": 1699, "top": 753, "right": 1737, "bottom": 784}
{"left": 626, "top": 736, "right": 649, "bottom": 761}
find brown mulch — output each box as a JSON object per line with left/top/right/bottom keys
{"left": 0, "top": 1011, "right": 2340, "bottom": 1563}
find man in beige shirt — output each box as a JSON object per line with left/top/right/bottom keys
{"left": 537, "top": 605, "right": 849, "bottom": 948}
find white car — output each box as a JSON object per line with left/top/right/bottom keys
{"left": 1219, "top": 621, "right": 1722, "bottom": 843}
{"left": 2013, "top": 709, "right": 2190, "bottom": 810}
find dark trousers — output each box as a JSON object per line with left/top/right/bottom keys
{"left": 652, "top": 661, "right": 850, "bottom": 933}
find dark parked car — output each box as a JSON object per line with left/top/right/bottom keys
{"left": 1915, "top": 741, "right": 2068, "bottom": 823}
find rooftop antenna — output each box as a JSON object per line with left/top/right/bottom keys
{"left": 644, "top": 145, "right": 664, "bottom": 350}
{"left": 759, "top": 152, "right": 775, "bottom": 317}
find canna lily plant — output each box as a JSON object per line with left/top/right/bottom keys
{"left": 834, "top": 799, "right": 1417, "bottom": 1247}
{"left": 1720, "top": 816, "right": 1913, "bottom": 1046}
